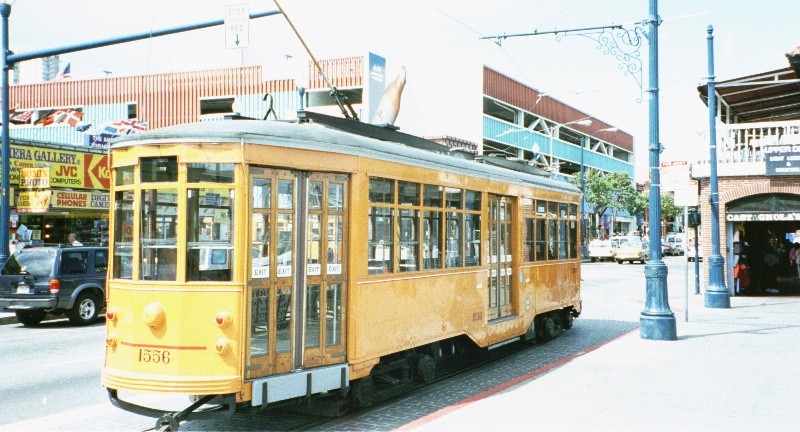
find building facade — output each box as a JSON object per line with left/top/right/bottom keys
{"left": 3, "top": 54, "right": 635, "bottom": 246}
{"left": 694, "top": 50, "right": 800, "bottom": 294}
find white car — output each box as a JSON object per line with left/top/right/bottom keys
{"left": 686, "top": 242, "right": 703, "bottom": 262}
{"left": 588, "top": 239, "right": 614, "bottom": 262}
{"left": 615, "top": 237, "right": 649, "bottom": 264}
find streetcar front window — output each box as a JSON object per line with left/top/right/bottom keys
{"left": 141, "top": 156, "right": 177, "bottom": 183}
{"left": 140, "top": 189, "right": 178, "bottom": 281}
{"left": 186, "top": 188, "right": 235, "bottom": 282}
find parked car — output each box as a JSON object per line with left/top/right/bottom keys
{"left": 609, "top": 235, "right": 631, "bottom": 256}
{"left": 616, "top": 237, "right": 649, "bottom": 264}
{"left": 687, "top": 241, "right": 704, "bottom": 262}
{"left": 663, "top": 234, "right": 685, "bottom": 256}
{"left": 0, "top": 245, "right": 107, "bottom": 326}
{"left": 588, "top": 239, "right": 614, "bottom": 262}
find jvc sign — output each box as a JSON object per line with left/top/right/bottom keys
{"left": 764, "top": 144, "right": 800, "bottom": 176}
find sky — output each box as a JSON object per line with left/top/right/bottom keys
{"left": 5, "top": 0, "right": 799, "bottom": 181}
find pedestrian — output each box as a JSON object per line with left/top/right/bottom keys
{"left": 794, "top": 243, "right": 800, "bottom": 279}
{"left": 733, "top": 256, "right": 750, "bottom": 294}
{"left": 67, "top": 233, "right": 83, "bottom": 246}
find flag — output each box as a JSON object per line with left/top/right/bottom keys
{"left": 42, "top": 109, "right": 67, "bottom": 126}
{"left": 10, "top": 110, "right": 32, "bottom": 124}
{"left": 62, "top": 109, "right": 83, "bottom": 127}
{"left": 103, "top": 119, "right": 148, "bottom": 136}
{"left": 55, "top": 63, "right": 71, "bottom": 81}
{"left": 117, "top": 119, "right": 148, "bottom": 134}
{"left": 34, "top": 110, "right": 54, "bottom": 125}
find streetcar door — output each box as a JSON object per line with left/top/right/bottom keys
{"left": 302, "top": 173, "right": 348, "bottom": 369}
{"left": 247, "top": 169, "right": 296, "bottom": 379}
{"left": 488, "top": 195, "right": 513, "bottom": 320}
{"left": 247, "top": 168, "right": 348, "bottom": 381}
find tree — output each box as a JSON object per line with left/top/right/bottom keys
{"left": 571, "top": 169, "right": 643, "bottom": 236}
{"left": 659, "top": 192, "right": 683, "bottom": 221}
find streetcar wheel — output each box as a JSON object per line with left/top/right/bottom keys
{"left": 562, "top": 310, "right": 574, "bottom": 330}
{"left": 617, "top": 260, "right": 623, "bottom": 264}
{"left": 351, "top": 376, "right": 375, "bottom": 408}
{"left": 67, "top": 292, "right": 101, "bottom": 325}
{"left": 15, "top": 310, "right": 46, "bottom": 326}
{"left": 590, "top": 257, "right": 597, "bottom": 263}
{"left": 416, "top": 355, "right": 436, "bottom": 384}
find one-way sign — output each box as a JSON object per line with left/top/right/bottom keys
{"left": 225, "top": 4, "right": 250, "bottom": 49}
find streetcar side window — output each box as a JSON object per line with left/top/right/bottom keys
{"left": 569, "top": 204, "right": 578, "bottom": 259}
{"left": 368, "top": 207, "right": 394, "bottom": 274}
{"left": 465, "top": 213, "right": 481, "bottom": 266}
{"left": 113, "top": 190, "right": 134, "bottom": 279}
{"left": 524, "top": 218, "right": 535, "bottom": 262}
{"left": 187, "top": 163, "right": 235, "bottom": 183}
{"left": 422, "top": 210, "right": 442, "bottom": 270}
{"left": 186, "top": 188, "right": 234, "bottom": 282}
{"left": 115, "top": 166, "right": 134, "bottom": 186}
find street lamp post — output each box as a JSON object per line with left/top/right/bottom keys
{"left": 0, "top": 1, "right": 11, "bottom": 264}
{"left": 640, "top": 0, "right": 677, "bottom": 340}
{"left": 580, "top": 127, "right": 618, "bottom": 260}
{"left": 704, "top": 25, "right": 730, "bottom": 308}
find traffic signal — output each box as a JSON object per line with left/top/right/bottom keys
{"left": 688, "top": 208, "right": 701, "bottom": 228}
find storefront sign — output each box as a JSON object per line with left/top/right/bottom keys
{"left": 51, "top": 190, "right": 110, "bottom": 210}
{"left": 4, "top": 144, "right": 110, "bottom": 190}
{"left": 764, "top": 144, "right": 800, "bottom": 176}
{"left": 19, "top": 167, "right": 50, "bottom": 188}
{"left": 17, "top": 190, "right": 51, "bottom": 213}
{"left": 727, "top": 212, "right": 800, "bottom": 222}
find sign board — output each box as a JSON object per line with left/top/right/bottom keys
{"left": 225, "top": 4, "right": 250, "bottom": 49}
{"left": 19, "top": 167, "right": 50, "bottom": 189}
{"left": 659, "top": 160, "right": 690, "bottom": 192}
{"left": 764, "top": 144, "right": 800, "bottom": 176}
{"left": 674, "top": 180, "right": 699, "bottom": 207}
{"left": 17, "top": 190, "right": 51, "bottom": 213}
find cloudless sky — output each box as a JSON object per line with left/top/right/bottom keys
{"left": 6, "top": 0, "right": 798, "bottom": 181}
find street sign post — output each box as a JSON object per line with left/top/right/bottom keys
{"left": 225, "top": 4, "right": 250, "bottom": 49}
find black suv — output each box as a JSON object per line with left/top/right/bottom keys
{"left": 0, "top": 245, "right": 107, "bottom": 326}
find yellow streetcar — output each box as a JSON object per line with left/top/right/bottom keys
{"left": 101, "top": 111, "right": 582, "bottom": 427}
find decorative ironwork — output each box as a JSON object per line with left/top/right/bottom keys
{"left": 482, "top": 21, "right": 647, "bottom": 102}
{"left": 568, "top": 24, "right": 646, "bottom": 102}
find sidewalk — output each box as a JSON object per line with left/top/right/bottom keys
{"left": 407, "top": 293, "right": 800, "bottom": 432}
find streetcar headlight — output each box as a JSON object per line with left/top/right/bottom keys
{"left": 142, "top": 302, "right": 165, "bottom": 328}
{"left": 214, "top": 338, "right": 232, "bottom": 355}
{"left": 215, "top": 311, "right": 233, "bottom": 328}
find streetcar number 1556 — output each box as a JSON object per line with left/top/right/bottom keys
{"left": 138, "top": 348, "right": 171, "bottom": 364}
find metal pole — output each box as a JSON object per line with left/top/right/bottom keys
{"left": 640, "top": 0, "right": 677, "bottom": 340}
{"left": 0, "top": 2, "right": 10, "bottom": 264}
{"left": 580, "top": 136, "right": 588, "bottom": 261}
{"left": 704, "top": 25, "right": 730, "bottom": 308}
{"left": 694, "top": 224, "right": 700, "bottom": 294}
{"left": 684, "top": 206, "right": 689, "bottom": 322}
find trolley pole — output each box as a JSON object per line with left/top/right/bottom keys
{"left": 639, "top": 0, "right": 677, "bottom": 340}
{"left": 0, "top": 4, "right": 279, "bottom": 263}
{"left": 704, "top": 25, "right": 730, "bottom": 308}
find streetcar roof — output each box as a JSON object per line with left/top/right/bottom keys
{"left": 111, "top": 119, "right": 579, "bottom": 195}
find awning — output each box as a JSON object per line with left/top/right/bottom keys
{"left": 697, "top": 48, "right": 800, "bottom": 123}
